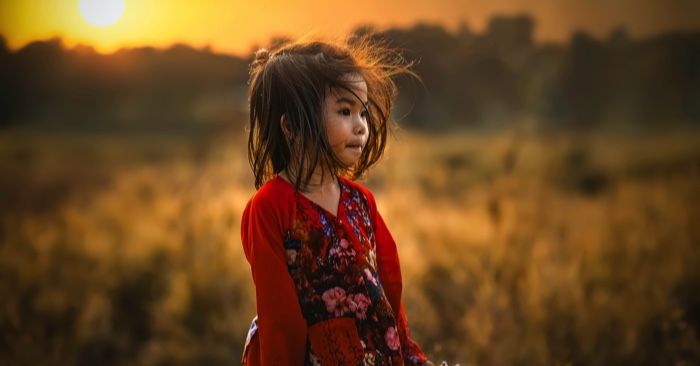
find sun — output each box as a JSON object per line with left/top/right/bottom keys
{"left": 79, "top": 0, "right": 125, "bottom": 27}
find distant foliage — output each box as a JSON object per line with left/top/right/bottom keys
{"left": 1, "top": 15, "right": 699, "bottom": 132}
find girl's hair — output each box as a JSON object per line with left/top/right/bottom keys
{"left": 247, "top": 34, "right": 419, "bottom": 191}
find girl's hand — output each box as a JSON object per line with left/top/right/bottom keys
{"left": 437, "top": 362, "right": 460, "bottom": 366}
{"left": 422, "top": 359, "right": 461, "bottom": 366}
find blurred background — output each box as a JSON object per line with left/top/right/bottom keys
{"left": 1, "top": 0, "right": 700, "bottom": 365}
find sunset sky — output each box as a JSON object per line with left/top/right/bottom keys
{"left": 1, "top": 0, "right": 699, "bottom": 56}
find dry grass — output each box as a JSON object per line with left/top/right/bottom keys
{"left": 1, "top": 127, "right": 699, "bottom": 365}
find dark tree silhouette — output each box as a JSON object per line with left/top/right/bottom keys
{"left": 1, "top": 15, "right": 699, "bottom": 133}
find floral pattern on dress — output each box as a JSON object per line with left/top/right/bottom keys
{"left": 279, "top": 178, "right": 419, "bottom": 365}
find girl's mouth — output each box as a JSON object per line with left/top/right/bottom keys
{"left": 346, "top": 144, "right": 362, "bottom": 152}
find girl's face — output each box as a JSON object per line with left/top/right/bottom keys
{"left": 322, "top": 74, "right": 369, "bottom": 168}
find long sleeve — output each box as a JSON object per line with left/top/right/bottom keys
{"left": 366, "top": 190, "right": 430, "bottom": 365}
{"left": 241, "top": 191, "right": 308, "bottom": 365}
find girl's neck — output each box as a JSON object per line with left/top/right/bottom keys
{"left": 279, "top": 167, "right": 338, "bottom": 194}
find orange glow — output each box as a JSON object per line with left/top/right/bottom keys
{"left": 1, "top": 0, "right": 698, "bottom": 56}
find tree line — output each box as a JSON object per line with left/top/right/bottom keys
{"left": 1, "top": 14, "right": 699, "bottom": 133}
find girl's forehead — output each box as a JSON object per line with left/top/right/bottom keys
{"left": 341, "top": 72, "right": 365, "bottom": 82}
{"left": 327, "top": 84, "right": 368, "bottom": 108}
{"left": 330, "top": 83, "right": 366, "bottom": 96}
{"left": 329, "top": 75, "right": 367, "bottom": 98}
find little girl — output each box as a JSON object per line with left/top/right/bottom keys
{"left": 240, "top": 36, "right": 433, "bottom": 366}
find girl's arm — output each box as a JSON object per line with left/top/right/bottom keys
{"left": 241, "top": 193, "right": 308, "bottom": 365}
{"left": 365, "top": 189, "right": 432, "bottom": 365}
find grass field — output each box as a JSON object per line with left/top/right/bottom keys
{"left": 1, "top": 127, "right": 699, "bottom": 365}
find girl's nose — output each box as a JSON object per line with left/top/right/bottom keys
{"left": 354, "top": 113, "right": 368, "bottom": 135}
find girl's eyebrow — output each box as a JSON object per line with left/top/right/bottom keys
{"left": 336, "top": 97, "right": 369, "bottom": 108}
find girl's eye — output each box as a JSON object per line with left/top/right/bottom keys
{"left": 340, "top": 108, "right": 351, "bottom": 116}
{"left": 361, "top": 111, "right": 369, "bottom": 119}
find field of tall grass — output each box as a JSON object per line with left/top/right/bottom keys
{"left": 1, "top": 126, "right": 699, "bottom": 365}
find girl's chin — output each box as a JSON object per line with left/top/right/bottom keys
{"left": 335, "top": 149, "right": 362, "bottom": 168}
{"left": 340, "top": 157, "right": 359, "bottom": 168}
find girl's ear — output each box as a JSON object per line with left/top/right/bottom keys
{"left": 280, "top": 114, "right": 294, "bottom": 140}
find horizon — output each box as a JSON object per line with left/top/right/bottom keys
{"left": 1, "top": 0, "right": 699, "bottom": 57}
{"left": 2, "top": 20, "right": 699, "bottom": 59}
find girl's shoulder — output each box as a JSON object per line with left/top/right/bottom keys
{"left": 255, "top": 174, "right": 293, "bottom": 198}
{"left": 243, "top": 175, "right": 378, "bottom": 217}
{"left": 243, "top": 175, "right": 295, "bottom": 216}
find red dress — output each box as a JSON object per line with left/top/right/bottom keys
{"left": 240, "top": 174, "right": 429, "bottom": 366}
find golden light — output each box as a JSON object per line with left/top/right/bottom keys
{"left": 79, "top": 0, "right": 124, "bottom": 27}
